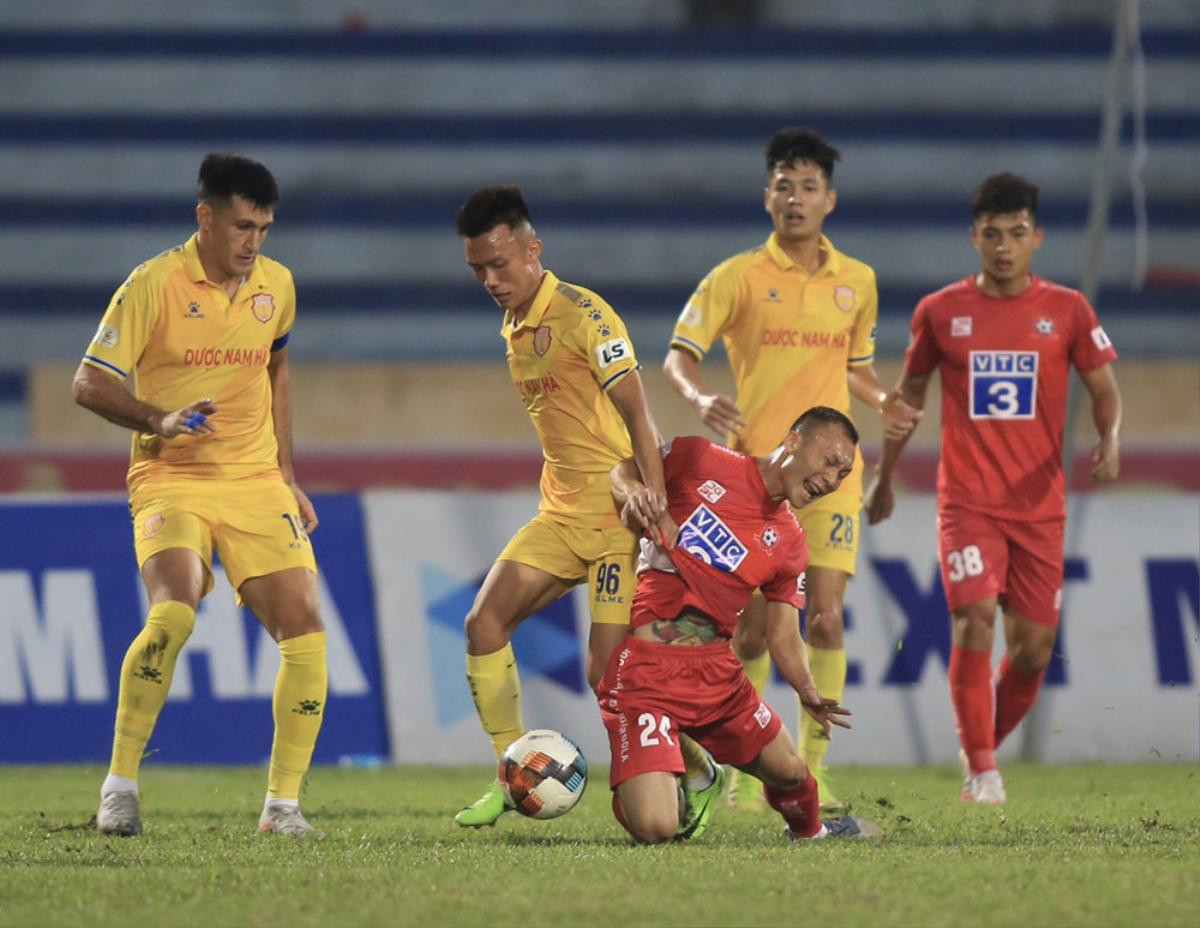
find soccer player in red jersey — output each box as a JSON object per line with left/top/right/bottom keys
{"left": 599, "top": 407, "right": 881, "bottom": 842}
{"left": 864, "top": 173, "right": 1122, "bottom": 804}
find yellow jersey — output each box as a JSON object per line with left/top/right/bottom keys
{"left": 82, "top": 234, "right": 295, "bottom": 491}
{"left": 669, "top": 233, "right": 877, "bottom": 495}
{"left": 502, "top": 270, "right": 638, "bottom": 526}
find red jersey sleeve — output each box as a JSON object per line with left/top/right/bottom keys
{"left": 1069, "top": 293, "right": 1118, "bottom": 373}
{"left": 904, "top": 297, "right": 941, "bottom": 376}
{"left": 759, "top": 527, "right": 808, "bottom": 610}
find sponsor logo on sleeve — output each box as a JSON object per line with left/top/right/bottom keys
{"left": 952, "top": 316, "right": 973, "bottom": 337}
{"left": 679, "top": 302, "right": 703, "bottom": 327}
{"left": 595, "top": 338, "right": 630, "bottom": 369}
{"left": 92, "top": 323, "right": 119, "bottom": 348}
{"left": 1091, "top": 325, "right": 1113, "bottom": 350}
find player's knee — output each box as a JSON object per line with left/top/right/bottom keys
{"left": 807, "top": 600, "right": 844, "bottom": 636}
{"left": 625, "top": 807, "right": 678, "bottom": 845}
{"left": 755, "top": 754, "right": 808, "bottom": 791}
{"left": 1011, "top": 637, "right": 1054, "bottom": 674}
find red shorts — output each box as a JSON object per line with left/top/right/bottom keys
{"left": 937, "top": 505, "right": 1065, "bottom": 626}
{"left": 596, "top": 635, "right": 783, "bottom": 789}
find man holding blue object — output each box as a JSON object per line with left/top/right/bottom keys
{"left": 73, "top": 153, "right": 327, "bottom": 838}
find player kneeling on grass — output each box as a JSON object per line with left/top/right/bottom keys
{"left": 598, "top": 407, "right": 882, "bottom": 843}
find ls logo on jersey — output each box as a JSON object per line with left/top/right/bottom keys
{"left": 678, "top": 504, "right": 748, "bottom": 573}
{"left": 595, "top": 338, "right": 630, "bottom": 369}
{"left": 969, "top": 351, "right": 1037, "bottom": 420}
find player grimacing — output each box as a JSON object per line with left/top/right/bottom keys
{"left": 864, "top": 173, "right": 1122, "bottom": 803}
{"left": 453, "top": 186, "right": 722, "bottom": 830}
{"left": 600, "top": 408, "right": 880, "bottom": 842}
{"left": 75, "top": 154, "right": 327, "bottom": 837}
{"left": 664, "top": 128, "right": 920, "bottom": 809}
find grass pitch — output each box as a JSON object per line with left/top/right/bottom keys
{"left": 0, "top": 763, "right": 1196, "bottom": 928}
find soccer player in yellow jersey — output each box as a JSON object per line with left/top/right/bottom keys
{"left": 73, "top": 154, "right": 326, "bottom": 837}
{"left": 665, "top": 129, "right": 920, "bottom": 810}
{"left": 453, "top": 186, "right": 723, "bottom": 830}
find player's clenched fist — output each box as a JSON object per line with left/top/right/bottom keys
{"left": 153, "top": 398, "right": 218, "bottom": 438}
{"left": 620, "top": 486, "right": 678, "bottom": 549}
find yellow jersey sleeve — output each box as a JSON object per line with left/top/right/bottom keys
{"left": 82, "top": 263, "right": 162, "bottom": 380}
{"left": 847, "top": 268, "right": 879, "bottom": 367}
{"left": 669, "top": 261, "right": 742, "bottom": 360}
{"left": 269, "top": 267, "right": 297, "bottom": 351}
{"left": 562, "top": 294, "right": 639, "bottom": 392}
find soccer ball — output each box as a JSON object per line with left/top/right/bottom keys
{"left": 498, "top": 729, "right": 588, "bottom": 819}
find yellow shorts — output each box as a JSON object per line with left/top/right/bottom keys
{"left": 497, "top": 512, "right": 638, "bottom": 625}
{"left": 129, "top": 477, "right": 317, "bottom": 601}
{"left": 796, "top": 488, "right": 862, "bottom": 576}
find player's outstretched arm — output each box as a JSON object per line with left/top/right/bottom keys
{"left": 864, "top": 368, "right": 931, "bottom": 525}
{"left": 1080, "top": 362, "right": 1122, "bottom": 482}
{"left": 764, "top": 601, "right": 851, "bottom": 737}
{"left": 72, "top": 362, "right": 217, "bottom": 438}
{"left": 846, "top": 363, "right": 922, "bottom": 440}
{"left": 609, "top": 456, "right": 675, "bottom": 548}
{"left": 268, "top": 347, "right": 318, "bottom": 533}
{"left": 662, "top": 346, "right": 746, "bottom": 439}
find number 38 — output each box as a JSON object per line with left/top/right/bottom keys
{"left": 946, "top": 544, "right": 984, "bottom": 582}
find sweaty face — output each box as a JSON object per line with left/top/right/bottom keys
{"left": 970, "top": 210, "right": 1044, "bottom": 287}
{"left": 779, "top": 424, "right": 855, "bottom": 508}
{"left": 763, "top": 160, "right": 836, "bottom": 244}
{"left": 464, "top": 223, "right": 544, "bottom": 314}
{"left": 196, "top": 195, "right": 274, "bottom": 285}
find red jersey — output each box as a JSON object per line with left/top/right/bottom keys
{"left": 906, "top": 275, "right": 1117, "bottom": 520}
{"left": 631, "top": 436, "right": 808, "bottom": 637}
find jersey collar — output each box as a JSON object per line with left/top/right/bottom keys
{"left": 766, "top": 232, "right": 843, "bottom": 277}
{"left": 502, "top": 269, "right": 558, "bottom": 335}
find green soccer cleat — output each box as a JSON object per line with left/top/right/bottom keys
{"left": 454, "top": 779, "right": 513, "bottom": 828}
{"left": 676, "top": 763, "right": 728, "bottom": 840}
{"left": 808, "top": 762, "right": 847, "bottom": 814}
{"left": 726, "top": 766, "right": 766, "bottom": 812}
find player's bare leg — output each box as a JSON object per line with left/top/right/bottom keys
{"left": 613, "top": 771, "right": 683, "bottom": 844}
{"left": 798, "top": 566, "right": 851, "bottom": 812}
{"left": 458, "top": 560, "right": 575, "bottom": 827}
{"left": 993, "top": 607, "right": 1057, "bottom": 753}
{"left": 728, "top": 597, "right": 769, "bottom": 811}
{"left": 97, "top": 548, "right": 207, "bottom": 836}
{"left": 741, "top": 728, "right": 880, "bottom": 840}
{"left": 241, "top": 567, "right": 326, "bottom": 836}
{"left": 951, "top": 598, "right": 1006, "bottom": 804}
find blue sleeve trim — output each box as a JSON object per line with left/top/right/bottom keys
{"left": 601, "top": 366, "right": 635, "bottom": 391}
{"left": 270, "top": 331, "right": 290, "bottom": 352}
{"left": 669, "top": 335, "right": 706, "bottom": 360}
{"left": 82, "top": 354, "right": 127, "bottom": 378}
{"left": 848, "top": 353, "right": 875, "bottom": 365}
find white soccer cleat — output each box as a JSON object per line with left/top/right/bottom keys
{"left": 968, "top": 770, "right": 1007, "bottom": 805}
{"left": 96, "top": 791, "right": 142, "bottom": 836}
{"left": 258, "top": 805, "right": 317, "bottom": 836}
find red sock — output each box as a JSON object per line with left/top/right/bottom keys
{"left": 949, "top": 645, "right": 996, "bottom": 774}
{"left": 764, "top": 772, "right": 821, "bottom": 838}
{"left": 994, "top": 654, "right": 1044, "bottom": 747}
{"left": 611, "top": 793, "right": 635, "bottom": 839}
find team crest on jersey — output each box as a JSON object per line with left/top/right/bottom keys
{"left": 141, "top": 512, "right": 166, "bottom": 539}
{"left": 533, "top": 325, "right": 553, "bottom": 356}
{"left": 697, "top": 480, "right": 726, "bottom": 504}
{"left": 833, "top": 285, "right": 856, "bottom": 313}
{"left": 759, "top": 526, "right": 779, "bottom": 549}
{"left": 184, "top": 301, "right": 204, "bottom": 320}
{"left": 1036, "top": 317, "right": 1054, "bottom": 335}
{"left": 952, "top": 316, "right": 973, "bottom": 337}
{"left": 764, "top": 288, "right": 782, "bottom": 303}
{"left": 251, "top": 293, "right": 275, "bottom": 323}
{"left": 678, "top": 503, "right": 748, "bottom": 573}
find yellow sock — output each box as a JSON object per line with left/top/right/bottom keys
{"left": 466, "top": 643, "right": 523, "bottom": 760}
{"left": 739, "top": 650, "right": 771, "bottom": 695}
{"left": 267, "top": 631, "right": 328, "bottom": 800}
{"left": 799, "top": 646, "right": 847, "bottom": 766}
{"left": 110, "top": 600, "right": 196, "bottom": 780}
{"left": 679, "top": 735, "right": 712, "bottom": 782}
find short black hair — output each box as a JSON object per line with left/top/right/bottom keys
{"left": 972, "top": 173, "right": 1039, "bottom": 222}
{"left": 765, "top": 128, "right": 840, "bottom": 183}
{"left": 197, "top": 153, "right": 279, "bottom": 209}
{"left": 789, "top": 405, "right": 859, "bottom": 446}
{"left": 455, "top": 185, "right": 533, "bottom": 238}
